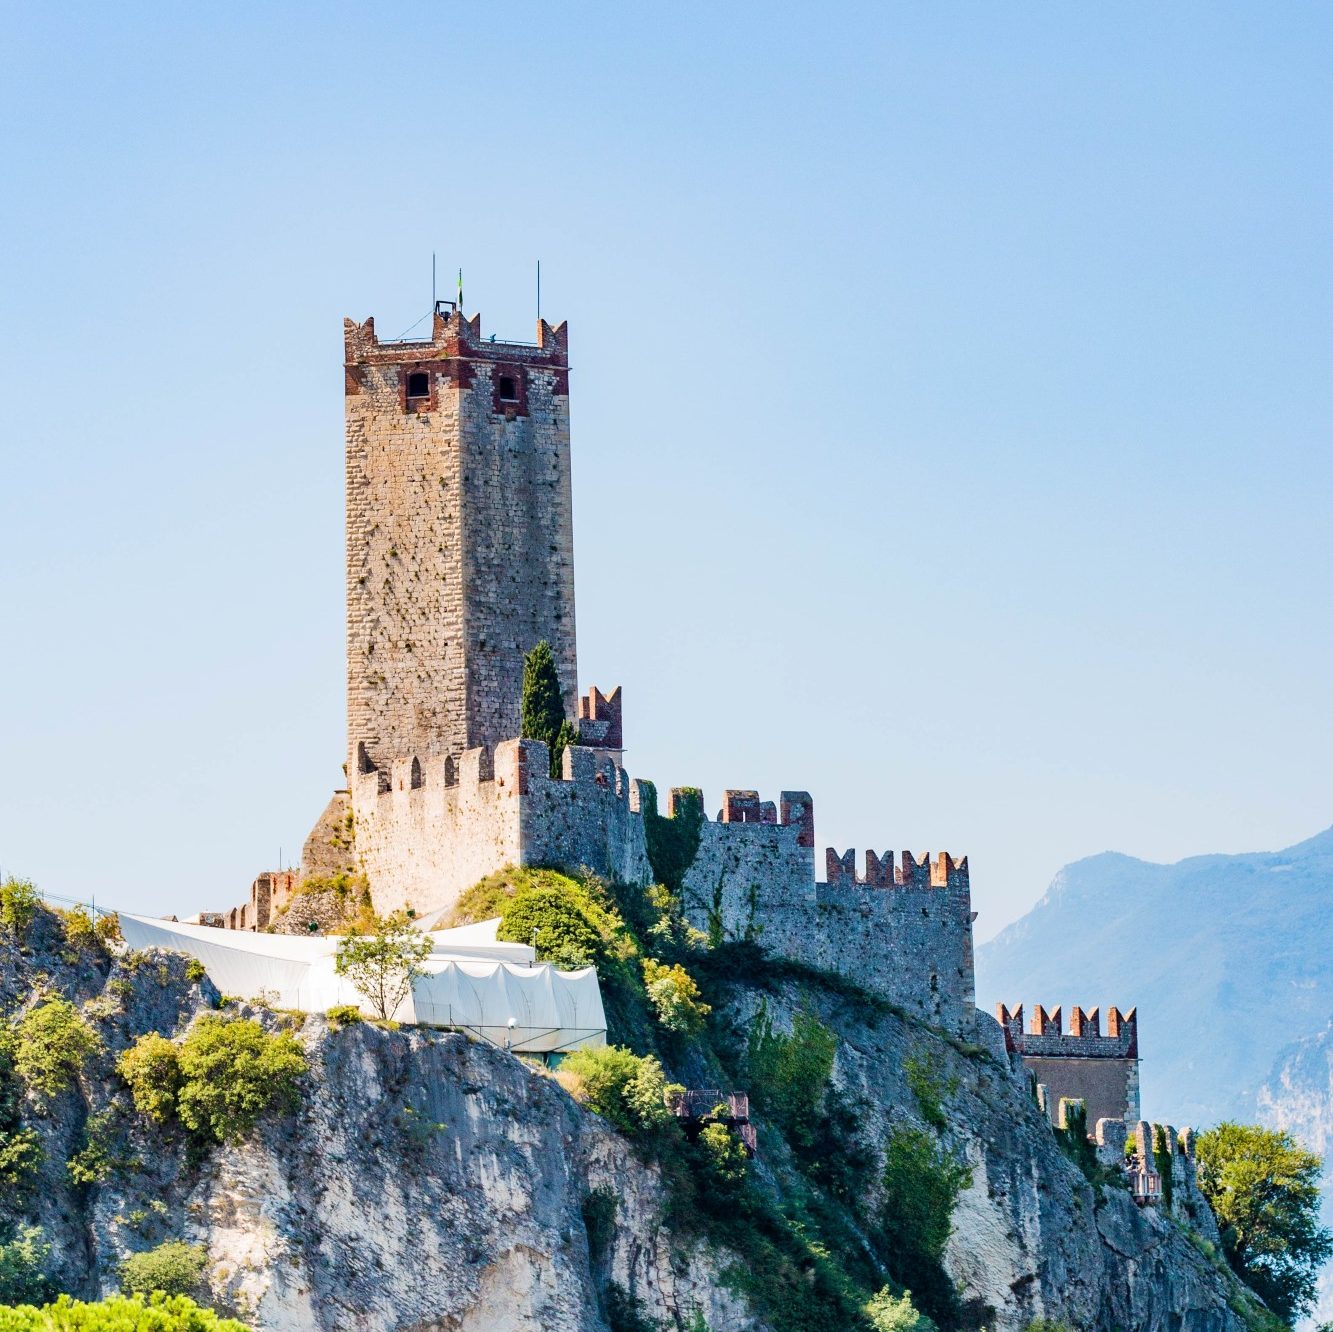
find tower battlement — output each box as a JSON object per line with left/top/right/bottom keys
{"left": 998, "top": 1001, "right": 1141, "bottom": 1126}
{"left": 578, "top": 686, "right": 624, "bottom": 758}
{"left": 824, "top": 849, "right": 970, "bottom": 890}
{"left": 996, "top": 1003, "right": 1138, "bottom": 1058}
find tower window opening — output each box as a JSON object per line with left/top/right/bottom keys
{"left": 406, "top": 371, "right": 430, "bottom": 399}
{"left": 498, "top": 375, "right": 518, "bottom": 402}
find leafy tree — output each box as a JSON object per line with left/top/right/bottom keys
{"left": 14, "top": 998, "right": 101, "bottom": 1099}
{"left": 501, "top": 888, "right": 601, "bottom": 969}
{"left": 865, "top": 1286, "right": 936, "bottom": 1332}
{"left": 334, "top": 910, "right": 431, "bottom": 1020}
{"left": 0, "top": 877, "right": 41, "bottom": 943}
{"left": 119, "top": 1242, "right": 209, "bottom": 1299}
{"left": 520, "top": 640, "right": 577, "bottom": 778}
{"left": 0, "top": 1225, "right": 51, "bottom": 1306}
{"left": 641, "top": 958, "right": 710, "bottom": 1035}
{"left": 1195, "top": 1121, "right": 1333, "bottom": 1324}
{"left": 0, "top": 1292, "right": 251, "bottom": 1330}
{"left": 557, "top": 1045, "right": 674, "bottom": 1137}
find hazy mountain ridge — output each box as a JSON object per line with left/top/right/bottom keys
{"left": 977, "top": 824, "right": 1333, "bottom": 1126}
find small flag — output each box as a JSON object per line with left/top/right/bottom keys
{"left": 457, "top": 268, "right": 463, "bottom": 311}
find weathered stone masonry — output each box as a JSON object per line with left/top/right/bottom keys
{"left": 344, "top": 310, "right": 577, "bottom": 776}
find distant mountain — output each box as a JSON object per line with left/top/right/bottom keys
{"left": 976, "top": 825, "right": 1333, "bottom": 1126}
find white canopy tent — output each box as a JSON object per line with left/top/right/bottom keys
{"left": 118, "top": 914, "right": 606, "bottom": 1053}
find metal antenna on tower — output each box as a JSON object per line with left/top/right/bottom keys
{"left": 432, "top": 253, "right": 436, "bottom": 309}
{"left": 537, "top": 260, "right": 541, "bottom": 323}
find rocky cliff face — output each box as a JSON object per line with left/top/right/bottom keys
{"left": 0, "top": 911, "right": 1259, "bottom": 1332}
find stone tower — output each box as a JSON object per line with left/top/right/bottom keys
{"left": 344, "top": 307, "right": 577, "bottom": 778}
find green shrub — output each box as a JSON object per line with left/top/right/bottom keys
{"left": 1054, "top": 1100, "right": 1102, "bottom": 1186}
{"left": 557, "top": 1045, "right": 673, "bottom": 1137}
{"left": 865, "top": 1286, "right": 936, "bottom": 1331}
{"left": 121, "top": 1018, "right": 305, "bottom": 1146}
{"left": 119, "top": 1241, "right": 209, "bottom": 1298}
{"left": 0, "top": 878, "right": 41, "bottom": 943}
{"left": 0, "top": 1292, "right": 250, "bottom": 1330}
{"left": 641, "top": 959, "right": 710, "bottom": 1035}
{"left": 0, "top": 1225, "right": 51, "bottom": 1306}
{"left": 0, "top": 1029, "right": 41, "bottom": 1189}
{"left": 695, "top": 1121, "right": 747, "bottom": 1187}
{"left": 903, "top": 1055, "right": 950, "bottom": 1131}
{"left": 602, "top": 1282, "right": 659, "bottom": 1332}
{"left": 175, "top": 1018, "right": 305, "bottom": 1145}
{"left": 325, "top": 1004, "right": 363, "bottom": 1027}
{"left": 119, "top": 1034, "right": 183, "bottom": 1125}
{"left": 67, "top": 1110, "right": 118, "bottom": 1185}
{"left": 746, "top": 1003, "right": 837, "bottom": 1151}
{"left": 184, "top": 959, "right": 207, "bottom": 984}
{"left": 14, "top": 998, "right": 101, "bottom": 1099}
{"left": 879, "top": 1125, "right": 972, "bottom": 1325}
{"left": 0, "top": 1126, "right": 42, "bottom": 1189}
{"left": 59, "top": 906, "right": 101, "bottom": 952}
{"left": 582, "top": 1187, "right": 617, "bottom": 1261}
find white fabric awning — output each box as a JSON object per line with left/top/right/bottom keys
{"left": 118, "top": 914, "right": 605, "bottom": 1053}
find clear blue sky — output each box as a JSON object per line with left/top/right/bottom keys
{"left": 2, "top": 3, "right": 1330, "bottom": 940}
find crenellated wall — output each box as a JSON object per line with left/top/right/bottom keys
{"left": 673, "top": 794, "right": 977, "bottom": 1037}
{"left": 351, "top": 740, "right": 651, "bottom": 919}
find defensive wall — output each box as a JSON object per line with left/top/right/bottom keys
{"left": 665, "top": 791, "right": 977, "bottom": 1037}
{"left": 998, "top": 1003, "right": 1141, "bottom": 1124}
{"left": 350, "top": 738, "right": 651, "bottom": 919}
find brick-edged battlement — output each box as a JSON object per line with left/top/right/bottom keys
{"left": 708, "top": 789, "right": 815, "bottom": 848}
{"left": 578, "top": 686, "right": 623, "bottom": 753}
{"left": 345, "top": 310, "right": 570, "bottom": 372}
{"left": 997, "top": 1003, "right": 1138, "bottom": 1058}
{"left": 824, "top": 848, "right": 970, "bottom": 890}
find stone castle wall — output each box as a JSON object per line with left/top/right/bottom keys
{"left": 352, "top": 740, "right": 651, "bottom": 920}
{"left": 344, "top": 311, "right": 577, "bottom": 777}
{"left": 674, "top": 798, "right": 977, "bottom": 1037}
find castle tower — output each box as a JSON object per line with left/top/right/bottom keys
{"left": 343, "top": 307, "right": 577, "bottom": 777}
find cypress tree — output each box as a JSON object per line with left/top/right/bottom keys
{"left": 520, "top": 641, "right": 577, "bottom": 777}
